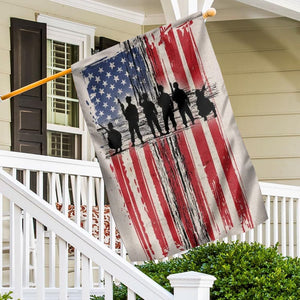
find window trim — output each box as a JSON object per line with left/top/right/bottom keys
{"left": 37, "top": 14, "right": 95, "bottom": 160}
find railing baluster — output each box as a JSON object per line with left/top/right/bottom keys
{"left": 86, "top": 176, "right": 94, "bottom": 287}
{"left": 49, "top": 172, "right": 56, "bottom": 288}
{"left": 248, "top": 229, "right": 254, "bottom": 244}
{"left": 87, "top": 176, "right": 93, "bottom": 235}
{"left": 97, "top": 178, "right": 105, "bottom": 284}
{"left": 240, "top": 232, "right": 246, "bottom": 242}
{"left": 36, "top": 171, "right": 45, "bottom": 300}
{"left": 0, "top": 168, "right": 3, "bottom": 287}
{"left": 297, "top": 197, "right": 300, "bottom": 257}
{"left": 23, "top": 170, "right": 30, "bottom": 287}
{"left": 14, "top": 205, "right": 23, "bottom": 299}
{"left": 127, "top": 288, "right": 136, "bottom": 300}
{"left": 288, "top": 198, "right": 294, "bottom": 257}
{"left": 74, "top": 175, "right": 81, "bottom": 288}
{"left": 82, "top": 254, "right": 91, "bottom": 300}
{"left": 257, "top": 224, "right": 263, "bottom": 244}
{"left": 9, "top": 170, "right": 16, "bottom": 287}
{"left": 62, "top": 174, "right": 69, "bottom": 217}
{"left": 104, "top": 272, "right": 113, "bottom": 300}
{"left": 265, "top": 195, "right": 271, "bottom": 248}
{"left": 59, "top": 237, "right": 68, "bottom": 299}
{"left": 281, "top": 197, "right": 286, "bottom": 256}
{"left": 273, "top": 196, "right": 278, "bottom": 246}
{"left": 110, "top": 210, "right": 116, "bottom": 252}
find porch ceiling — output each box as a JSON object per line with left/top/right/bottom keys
{"left": 50, "top": 0, "right": 299, "bottom": 24}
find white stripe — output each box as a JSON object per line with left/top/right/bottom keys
{"left": 133, "top": 147, "right": 170, "bottom": 257}
{"left": 149, "top": 140, "right": 191, "bottom": 248}
{"left": 113, "top": 153, "right": 151, "bottom": 258}
{"left": 202, "top": 121, "right": 244, "bottom": 233}
{"left": 172, "top": 25, "right": 196, "bottom": 90}
{"left": 184, "top": 128, "right": 224, "bottom": 236}
{"left": 167, "top": 134, "right": 210, "bottom": 242}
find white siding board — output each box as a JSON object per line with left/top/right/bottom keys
{"left": 217, "top": 50, "right": 300, "bottom": 74}
{"left": 236, "top": 115, "right": 300, "bottom": 138}
{"left": 0, "top": 121, "right": 10, "bottom": 148}
{"left": 230, "top": 93, "right": 300, "bottom": 116}
{"left": 0, "top": 49, "right": 10, "bottom": 74}
{"left": 244, "top": 136, "right": 300, "bottom": 159}
{"left": 224, "top": 71, "right": 300, "bottom": 95}
{"left": 252, "top": 158, "right": 300, "bottom": 181}
{"left": 208, "top": 18, "right": 300, "bottom": 186}
{"left": 209, "top": 26, "right": 300, "bottom": 53}
{"left": 0, "top": 25, "right": 10, "bottom": 51}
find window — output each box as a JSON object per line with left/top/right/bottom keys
{"left": 37, "top": 14, "right": 95, "bottom": 160}
{"left": 47, "top": 39, "right": 81, "bottom": 158}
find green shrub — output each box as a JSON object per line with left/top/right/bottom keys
{"left": 137, "top": 241, "right": 300, "bottom": 300}
{"left": 0, "top": 291, "right": 20, "bottom": 300}
{"left": 100, "top": 242, "right": 299, "bottom": 300}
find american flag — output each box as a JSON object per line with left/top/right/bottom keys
{"left": 72, "top": 12, "right": 267, "bottom": 261}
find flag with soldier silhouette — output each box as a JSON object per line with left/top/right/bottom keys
{"left": 72, "top": 12, "right": 267, "bottom": 261}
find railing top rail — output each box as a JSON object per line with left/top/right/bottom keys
{"left": 259, "top": 181, "right": 300, "bottom": 198}
{"left": 0, "top": 150, "right": 102, "bottom": 177}
{"left": 0, "top": 169, "right": 173, "bottom": 300}
{"left": 1, "top": 150, "right": 299, "bottom": 198}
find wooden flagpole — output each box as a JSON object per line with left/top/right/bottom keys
{"left": 0, "top": 8, "right": 216, "bottom": 102}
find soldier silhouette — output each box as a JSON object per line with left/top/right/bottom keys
{"left": 172, "top": 82, "right": 195, "bottom": 127}
{"left": 195, "top": 85, "right": 217, "bottom": 121}
{"left": 97, "top": 122, "right": 122, "bottom": 154}
{"left": 139, "top": 93, "right": 163, "bottom": 138}
{"left": 118, "top": 96, "right": 144, "bottom": 146}
{"left": 157, "top": 85, "right": 177, "bottom": 134}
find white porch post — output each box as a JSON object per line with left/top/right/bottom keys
{"left": 168, "top": 271, "right": 216, "bottom": 300}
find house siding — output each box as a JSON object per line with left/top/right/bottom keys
{"left": 0, "top": 2, "right": 299, "bottom": 185}
{"left": 0, "top": 0, "right": 143, "bottom": 155}
{"left": 206, "top": 18, "right": 300, "bottom": 186}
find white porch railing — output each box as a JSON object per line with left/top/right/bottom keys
{"left": 0, "top": 150, "right": 217, "bottom": 300}
{"left": 0, "top": 150, "right": 299, "bottom": 298}
{"left": 222, "top": 181, "right": 300, "bottom": 258}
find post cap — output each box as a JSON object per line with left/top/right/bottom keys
{"left": 168, "top": 271, "right": 216, "bottom": 288}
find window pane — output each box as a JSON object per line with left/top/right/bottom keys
{"left": 47, "top": 131, "right": 81, "bottom": 159}
{"left": 47, "top": 40, "right": 79, "bottom": 127}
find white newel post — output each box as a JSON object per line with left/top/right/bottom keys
{"left": 168, "top": 271, "right": 216, "bottom": 300}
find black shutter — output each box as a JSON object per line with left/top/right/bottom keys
{"left": 10, "top": 18, "right": 47, "bottom": 155}
{"left": 94, "top": 36, "right": 118, "bottom": 53}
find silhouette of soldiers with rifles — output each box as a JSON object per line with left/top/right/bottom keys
{"left": 97, "top": 122, "right": 122, "bottom": 155}
{"left": 172, "top": 82, "right": 195, "bottom": 127}
{"left": 118, "top": 96, "right": 144, "bottom": 146}
{"left": 139, "top": 93, "right": 163, "bottom": 138}
{"left": 195, "top": 85, "right": 217, "bottom": 121}
{"left": 157, "top": 85, "right": 177, "bottom": 134}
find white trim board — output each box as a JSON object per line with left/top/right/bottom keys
{"left": 50, "top": 0, "right": 166, "bottom": 25}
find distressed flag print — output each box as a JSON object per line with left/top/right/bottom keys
{"left": 72, "top": 12, "right": 268, "bottom": 261}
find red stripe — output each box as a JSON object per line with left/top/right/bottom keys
{"left": 177, "top": 21, "right": 204, "bottom": 89}
{"left": 189, "top": 23, "right": 254, "bottom": 230}
{"left": 156, "top": 138, "right": 198, "bottom": 248}
{"left": 144, "top": 35, "right": 168, "bottom": 87}
{"left": 129, "top": 147, "right": 170, "bottom": 256}
{"left": 110, "top": 155, "right": 154, "bottom": 259}
{"left": 159, "top": 25, "right": 190, "bottom": 89}
{"left": 175, "top": 131, "right": 217, "bottom": 239}
{"left": 143, "top": 143, "right": 184, "bottom": 250}
{"left": 191, "top": 124, "right": 234, "bottom": 231}
{"left": 208, "top": 119, "right": 254, "bottom": 230}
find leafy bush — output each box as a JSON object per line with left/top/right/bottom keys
{"left": 137, "top": 242, "right": 300, "bottom": 299}
{"left": 97, "top": 242, "right": 300, "bottom": 300}
{"left": 0, "top": 291, "right": 20, "bottom": 300}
